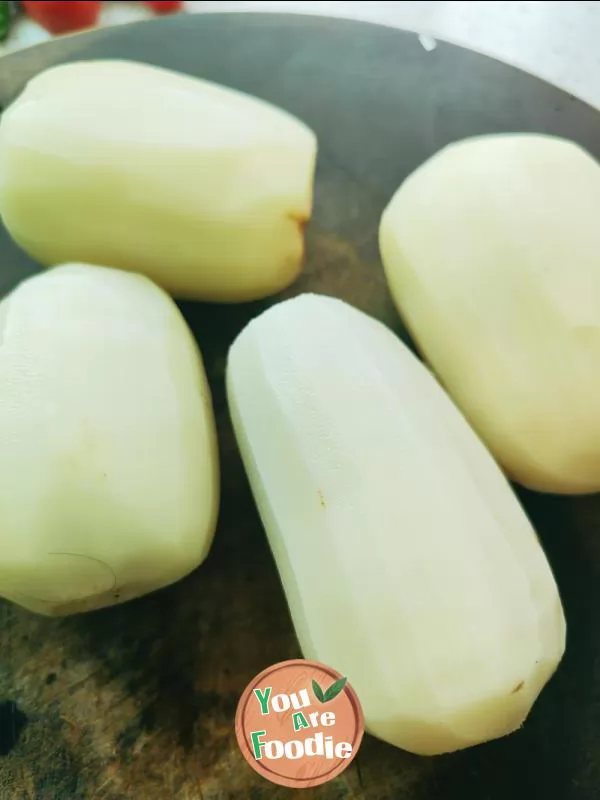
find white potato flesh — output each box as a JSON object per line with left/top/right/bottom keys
{"left": 380, "top": 133, "right": 600, "bottom": 494}
{"left": 226, "top": 293, "right": 565, "bottom": 756}
{"left": 0, "top": 60, "right": 318, "bottom": 302}
{"left": 0, "top": 263, "right": 219, "bottom": 616}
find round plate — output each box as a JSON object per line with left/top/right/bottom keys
{"left": 0, "top": 13, "right": 599, "bottom": 800}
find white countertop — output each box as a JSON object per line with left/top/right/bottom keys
{"left": 3, "top": 1, "right": 600, "bottom": 110}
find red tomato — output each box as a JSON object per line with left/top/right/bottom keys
{"left": 21, "top": 1, "right": 101, "bottom": 34}
{"left": 143, "top": 0, "right": 183, "bottom": 13}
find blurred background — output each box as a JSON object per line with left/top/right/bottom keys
{"left": 2, "top": 1, "right": 600, "bottom": 109}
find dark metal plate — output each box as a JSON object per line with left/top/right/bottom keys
{"left": 0, "top": 12, "right": 599, "bottom": 800}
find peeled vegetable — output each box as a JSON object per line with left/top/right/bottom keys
{"left": 380, "top": 133, "right": 600, "bottom": 494}
{"left": 0, "top": 263, "right": 219, "bottom": 616}
{"left": 0, "top": 60, "right": 317, "bottom": 302}
{"left": 226, "top": 293, "right": 565, "bottom": 756}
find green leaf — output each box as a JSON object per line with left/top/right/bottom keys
{"left": 0, "top": 2, "right": 10, "bottom": 43}
{"left": 312, "top": 679, "right": 325, "bottom": 703}
{"left": 323, "top": 676, "right": 348, "bottom": 702}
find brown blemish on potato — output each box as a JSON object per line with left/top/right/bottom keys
{"left": 511, "top": 681, "right": 525, "bottom": 694}
{"left": 318, "top": 490, "right": 326, "bottom": 509}
{"left": 287, "top": 211, "right": 309, "bottom": 235}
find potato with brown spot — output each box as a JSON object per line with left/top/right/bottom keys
{"left": 0, "top": 60, "right": 318, "bottom": 303}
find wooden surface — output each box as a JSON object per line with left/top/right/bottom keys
{"left": 2, "top": 13, "right": 600, "bottom": 799}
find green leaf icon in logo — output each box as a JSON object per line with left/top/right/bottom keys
{"left": 312, "top": 676, "right": 348, "bottom": 703}
{"left": 312, "top": 679, "right": 325, "bottom": 703}
{"left": 324, "top": 677, "right": 348, "bottom": 702}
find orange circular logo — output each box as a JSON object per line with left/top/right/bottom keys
{"left": 235, "top": 659, "right": 364, "bottom": 789}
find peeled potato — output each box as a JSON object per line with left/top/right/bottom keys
{"left": 227, "top": 293, "right": 565, "bottom": 756}
{"left": 0, "top": 263, "right": 219, "bottom": 616}
{"left": 380, "top": 133, "right": 600, "bottom": 494}
{"left": 0, "top": 60, "right": 318, "bottom": 302}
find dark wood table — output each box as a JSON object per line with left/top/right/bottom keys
{"left": 1, "top": 12, "right": 600, "bottom": 799}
